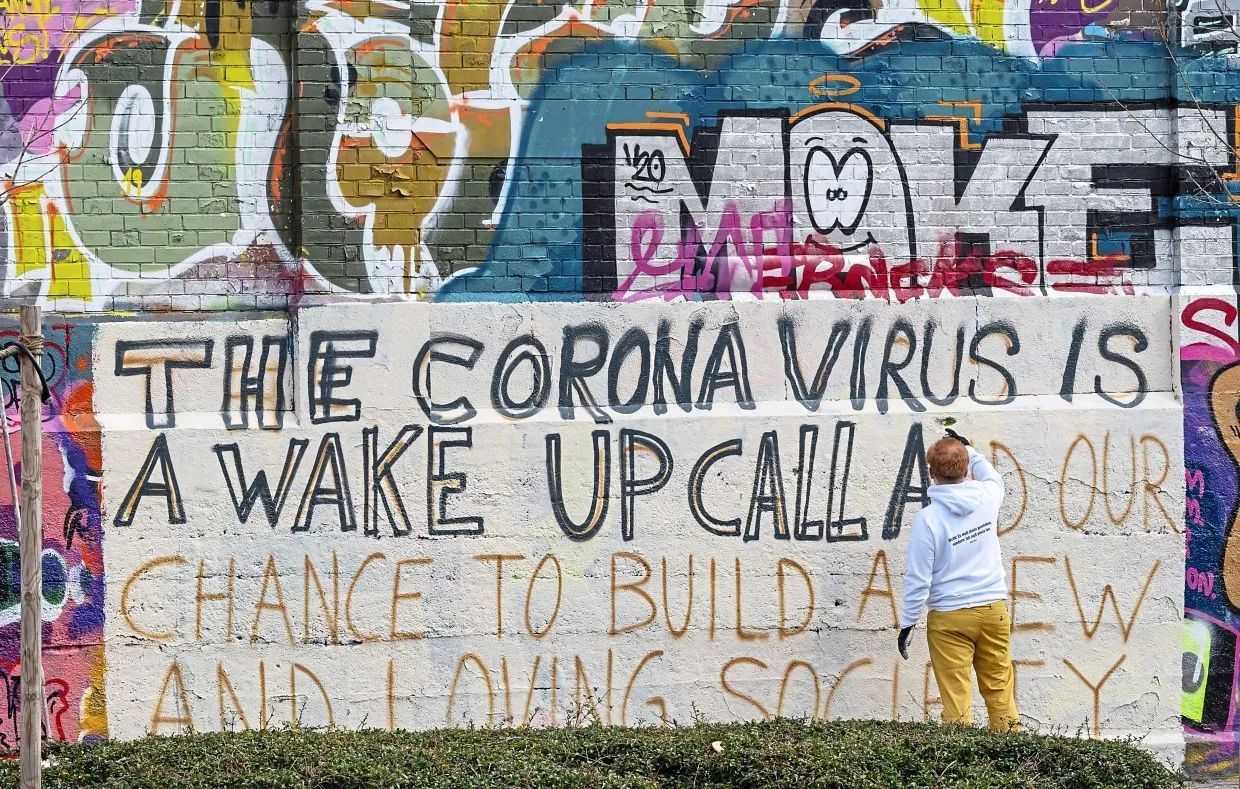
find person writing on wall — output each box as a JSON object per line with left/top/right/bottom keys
{"left": 897, "top": 429, "right": 1020, "bottom": 731}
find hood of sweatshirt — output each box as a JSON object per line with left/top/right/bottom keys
{"left": 927, "top": 480, "right": 985, "bottom": 516}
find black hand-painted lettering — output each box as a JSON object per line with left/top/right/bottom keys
{"left": 793, "top": 425, "right": 822, "bottom": 540}
{"left": 745, "top": 431, "right": 789, "bottom": 542}
{"left": 652, "top": 318, "right": 701, "bottom": 415}
{"left": 114, "top": 433, "right": 184, "bottom": 526}
{"left": 1059, "top": 318, "right": 1088, "bottom": 403}
{"left": 608, "top": 328, "right": 651, "bottom": 415}
{"left": 1095, "top": 323, "right": 1148, "bottom": 409}
{"left": 115, "top": 339, "right": 213, "bottom": 429}
{"left": 428, "top": 426, "right": 483, "bottom": 536}
{"left": 876, "top": 319, "right": 924, "bottom": 414}
{"left": 365, "top": 424, "right": 423, "bottom": 538}
{"left": 221, "top": 335, "right": 288, "bottom": 431}
{"left": 882, "top": 423, "right": 929, "bottom": 540}
{"left": 849, "top": 317, "right": 873, "bottom": 411}
{"left": 619, "top": 429, "right": 673, "bottom": 541}
{"left": 825, "top": 421, "right": 867, "bottom": 542}
{"left": 688, "top": 439, "right": 742, "bottom": 537}
{"left": 920, "top": 321, "right": 964, "bottom": 407}
{"left": 558, "top": 324, "right": 612, "bottom": 424}
{"left": 546, "top": 431, "right": 611, "bottom": 540}
{"left": 213, "top": 438, "right": 308, "bottom": 527}
{"left": 413, "top": 335, "right": 484, "bottom": 425}
{"left": 779, "top": 316, "right": 851, "bottom": 412}
{"left": 308, "top": 331, "right": 377, "bottom": 424}
{"left": 293, "top": 433, "right": 356, "bottom": 532}
{"left": 968, "top": 321, "right": 1020, "bottom": 406}
{"left": 492, "top": 335, "right": 551, "bottom": 420}
{"left": 697, "top": 322, "right": 754, "bottom": 410}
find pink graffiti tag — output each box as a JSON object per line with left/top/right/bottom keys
{"left": 617, "top": 206, "right": 1136, "bottom": 301}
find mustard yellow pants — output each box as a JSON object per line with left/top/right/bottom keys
{"left": 927, "top": 600, "right": 1020, "bottom": 731}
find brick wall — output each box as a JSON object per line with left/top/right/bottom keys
{"left": 0, "top": 2, "right": 1232, "bottom": 307}
{"left": 0, "top": 1, "right": 1238, "bottom": 777}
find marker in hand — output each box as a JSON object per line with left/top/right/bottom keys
{"left": 897, "top": 626, "right": 913, "bottom": 660}
{"left": 945, "top": 428, "right": 970, "bottom": 447}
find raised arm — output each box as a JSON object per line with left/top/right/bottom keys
{"left": 967, "top": 445, "right": 1003, "bottom": 498}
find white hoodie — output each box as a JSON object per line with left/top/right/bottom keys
{"left": 900, "top": 446, "right": 1006, "bottom": 629}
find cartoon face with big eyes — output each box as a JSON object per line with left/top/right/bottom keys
{"left": 805, "top": 143, "right": 872, "bottom": 240}
{"left": 790, "top": 109, "right": 914, "bottom": 262}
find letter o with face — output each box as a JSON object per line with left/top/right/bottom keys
{"left": 790, "top": 109, "right": 914, "bottom": 264}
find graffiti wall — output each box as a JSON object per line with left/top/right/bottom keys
{"left": 1181, "top": 294, "right": 1240, "bottom": 777}
{"left": 85, "top": 301, "right": 1182, "bottom": 754}
{"left": 0, "top": 317, "right": 104, "bottom": 746}
{"left": 0, "top": 0, "right": 1236, "bottom": 773}
{"left": 0, "top": 1, "right": 1232, "bottom": 306}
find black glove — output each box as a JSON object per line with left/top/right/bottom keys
{"left": 945, "top": 428, "right": 970, "bottom": 447}
{"left": 897, "top": 626, "right": 914, "bottom": 660}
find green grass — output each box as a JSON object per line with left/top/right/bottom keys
{"left": 0, "top": 719, "right": 1181, "bottom": 788}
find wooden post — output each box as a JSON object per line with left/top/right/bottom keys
{"left": 18, "top": 305, "right": 42, "bottom": 789}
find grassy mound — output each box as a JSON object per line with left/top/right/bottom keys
{"left": 0, "top": 719, "right": 1180, "bottom": 788}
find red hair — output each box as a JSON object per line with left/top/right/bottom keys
{"left": 927, "top": 438, "right": 968, "bottom": 483}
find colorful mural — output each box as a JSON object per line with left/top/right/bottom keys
{"left": 0, "top": 319, "right": 104, "bottom": 745}
{"left": 0, "top": 0, "right": 1237, "bottom": 770}
{"left": 1181, "top": 296, "right": 1240, "bottom": 779}
{"left": 0, "top": 1, "right": 1234, "bottom": 305}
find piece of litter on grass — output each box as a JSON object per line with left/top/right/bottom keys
{"left": 711, "top": 741, "right": 724, "bottom": 754}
